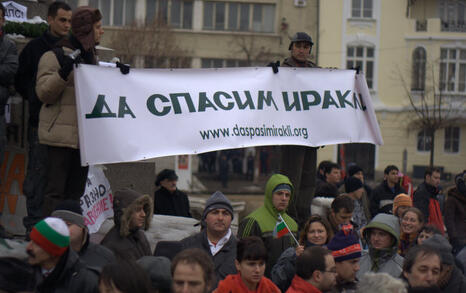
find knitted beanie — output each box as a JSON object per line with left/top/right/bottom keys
{"left": 202, "top": 191, "right": 233, "bottom": 220}
{"left": 326, "top": 224, "right": 362, "bottom": 262}
{"left": 51, "top": 200, "right": 86, "bottom": 229}
{"left": 345, "top": 177, "right": 363, "bottom": 193}
{"left": 423, "top": 234, "right": 455, "bottom": 265}
{"left": 393, "top": 193, "right": 412, "bottom": 215}
{"left": 272, "top": 183, "right": 292, "bottom": 194}
{"left": 29, "top": 217, "right": 70, "bottom": 257}
{"left": 347, "top": 165, "right": 363, "bottom": 177}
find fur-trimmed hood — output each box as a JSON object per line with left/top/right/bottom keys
{"left": 113, "top": 189, "right": 153, "bottom": 237}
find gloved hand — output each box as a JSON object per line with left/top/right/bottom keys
{"left": 267, "top": 61, "right": 280, "bottom": 74}
{"left": 58, "top": 55, "right": 76, "bottom": 81}
{"left": 116, "top": 62, "right": 130, "bottom": 75}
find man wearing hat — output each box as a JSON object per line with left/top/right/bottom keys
{"left": 36, "top": 6, "right": 104, "bottom": 216}
{"left": 238, "top": 174, "right": 298, "bottom": 277}
{"left": 327, "top": 225, "right": 362, "bottom": 292}
{"left": 423, "top": 234, "right": 466, "bottom": 293}
{"left": 26, "top": 217, "right": 99, "bottom": 292}
{"left": 154, "top": 169, "right": 191, "bottom": 217}
{"left": 51, "top": 200, "right": 115, "bottom": 269}
{"left": 180, "top": 191, "right": 237, "bottom": 285}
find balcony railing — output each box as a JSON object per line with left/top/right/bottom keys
{"left": 441, "top": 21, "right": 466, "bottom": 32}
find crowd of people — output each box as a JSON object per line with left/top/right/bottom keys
{"left": 0, "top": 1, "right": 465, "bottom": 292}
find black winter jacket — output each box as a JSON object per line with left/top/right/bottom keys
{"left": 34, "top": 249, "right": 99, "bottom": 293}
{"left": 0, "top": 32, "right": 18, "bottom": 115}
{"left": 154, "top": 187, "right": 191, "bottom": 217}
{"left": 370, "top": 180, "right": 406, "bottom": 216}
{"left": 413, "top": 182, "right": 439, "bottom": 221}
{"left": 180, "top": 229, "right": 237, "bottom": 285}
{"left": 14, "top": 31, "right": 61, "bottom": 126}
{"left": 79, "top": 234, "right": 115, "bottom": 270}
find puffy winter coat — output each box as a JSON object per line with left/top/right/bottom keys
{"left": 214, "top": 273, "right": 280, "bottom": 293}
{"left": 101, "top": 189, "right": 153, "bottom": 261}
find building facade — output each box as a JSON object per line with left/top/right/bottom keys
{"left": 318, "top": 0, "right": 465, "bottom": 180}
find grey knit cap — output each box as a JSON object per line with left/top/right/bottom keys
{"left": 202, "top": 191, "right": 233, "bottom": 220}
{"left": 137, "top": 256, "right": 172, "bottom": 292}
{"left": 423, "top": 234, "right": 455, "bottom": 265}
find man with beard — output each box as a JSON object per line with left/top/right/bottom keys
{"left": 26, "top": 217, "right": 98, "bottom": 292}
{"left": 327, "top": 225, "right": 362, "bottom": 292}
{"left": 402, "top": 245, "right": 441, "bottom": 293}
{"left": 180, "top": 191, "right": 237, "bottom": 285}
{"left": 286, "top": 246, "right": 337, "bottom": 293}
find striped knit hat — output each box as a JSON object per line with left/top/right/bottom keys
{"left": 327, "top": 224, "right": 361, "bottom": 262}
{"left": 29, "top": 218, "right": 70, "bottom": 257}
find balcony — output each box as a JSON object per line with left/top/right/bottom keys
{"left": 441, "top": 20, "right": 466, "bottom": 32}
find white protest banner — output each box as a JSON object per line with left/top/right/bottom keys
{"left": 2, "top": 1, "right": 27, "bottom": 22}
{"left": 75, "top": 66, "right": 383, "bottom": 165}
{"left": 80, "top": 166, "right": 113, "bottom": 233}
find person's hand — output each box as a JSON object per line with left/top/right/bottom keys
{"left": 116, "top": 62, "right": 130, "bottom": 74}
{"left": 295, "top": 245, "right": 304, "bottom": 256}
{"left": 267, "top": 60, "right": 280, "bottom": 74}
{"left": 58, "top": 55, "right": 75, "bottom": 80}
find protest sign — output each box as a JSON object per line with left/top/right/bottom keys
{"left": 80, "top": 166, "right": 113, "bottom": 233}
{"left": 2, "top": 1, "right": 27, "bottom": 22}
{"left": 75, "top": 66, "right": 383, "bottom": 165}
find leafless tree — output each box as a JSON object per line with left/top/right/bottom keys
{"left": 108, "top": 19, "right": 190, "bottom": 68}
{"left": 399, "top": 61, "right": 464, "bottom": 167}
{"left": 229, "top": 34, "right": 280, "bottom": 66}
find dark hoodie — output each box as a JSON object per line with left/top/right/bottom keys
{"left": 101, "top": 189, "right": 153, "bottom": 261}
{"left": 238, "top": 174, "right": 298, "bottom": 277}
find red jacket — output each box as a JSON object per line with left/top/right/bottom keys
{"left": 214, "top": 273, "right": 280, "bottom": 293}
{"left": 286, "top": 275, "right": 322, "bottom": 293}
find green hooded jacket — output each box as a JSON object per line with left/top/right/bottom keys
{"left": 237, "top": 174, "right": 298, "bottom": 277}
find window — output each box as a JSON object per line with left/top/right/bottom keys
{"left": 439, "top": 48, "right": 466, "bottom": 93}
{"left": 417, "top": 129, "right": 432, "bottom": 152}
{"left": 201, "top": 58, "right": 248, "bottom": 68}
{"left": 144, "top": 56, "right": 191, "bottom": 68}
{"left": 351, "top": 0, "right": 373, "bottom": 18}
{"left": 412, "top": 47, "right": 426, "bottom": 91}
{"left": 444, "top": 126, "right": 460, "bottom": 153}
{"left": 89, "top": 0, "right": 135, "bottom": 26}
{"left": 346, "top": 45, "right": 375, "bottom": 89}
{"left": 146, "top": 0, "right": 193, "bottom": 28}
{"left": 439, "top": 0, "right": 466, "bottom": 32}
{"left": 203, "top": 2, "right": 275, "bottom": 33}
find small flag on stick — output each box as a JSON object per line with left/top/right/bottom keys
{"left": 273, "top": 214, "right": 300, "bottom": 246}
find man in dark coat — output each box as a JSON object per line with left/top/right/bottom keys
{"left": 413, "top": 168, "right": 443, "bottom": 232}
{"left": 26, "top": 217, "right": 99, "bottom": 293}
{"left": 101, "top": 188, "right": 153, "bottom": 261}
{"left": 444, "top": 171, "right": 466, "bottom": 254}
{"left": 14, "top": 1, "right": 72, "bottom": 232}
{"left": 370, "top": 165, "right": 406, "bottom": 215}
{"left": 154, "top": 169, "right": 191, "bottom": 217}
{"left": 280, "top": 32, "right": 318, "bottom": 226}
{"left": 180, "top": 191, "right": 237, "bottom": 285}
{"left": 51, "top": 200, "right": 115, "bottom": 269}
